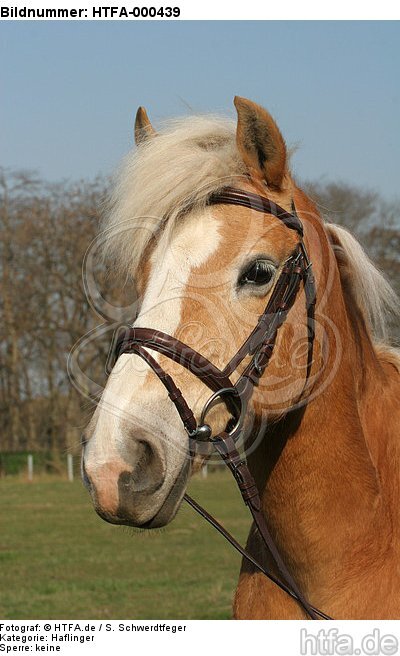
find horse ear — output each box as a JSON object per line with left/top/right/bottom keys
{"left": 134, "top": 106, "right": 156, "bottom": 145}
{"left": 234, "top": 96, "right": 287, "bottom": 189}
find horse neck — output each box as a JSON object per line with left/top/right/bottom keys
{"left": 248, "top": 229, "right": 389, "bottom": 590}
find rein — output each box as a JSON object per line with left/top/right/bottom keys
{"left": 114, "top": 186, "right": 331, "bottom": 620}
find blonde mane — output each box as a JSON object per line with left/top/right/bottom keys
{"left": 326, "top": 223, "right": 399, "bottom": 343}
{"left": 101, "top": 115, "right": 245, "bottom": 277}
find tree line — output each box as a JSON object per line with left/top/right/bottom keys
{"left": 0, "top": 168, "right": 399, "bottom": 455}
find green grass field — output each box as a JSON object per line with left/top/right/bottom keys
{"left": 0, "top": 471, "right": 250, "bottom": 619}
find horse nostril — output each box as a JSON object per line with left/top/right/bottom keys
{"left": 120, "top": 438, "right": 165, "bottom": 495}
{"left": 81, "top": 456, "right": 92, "bottom": 490}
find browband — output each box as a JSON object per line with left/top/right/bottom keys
{"left": 209, "top": 186, "right": 304, "bottom": 236}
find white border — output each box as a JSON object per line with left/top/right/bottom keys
{"left": 0, "top": 620, "right": 400, "bottom": 655}
{"left": 1, "top": 0, "right": 400, "bottom": 20}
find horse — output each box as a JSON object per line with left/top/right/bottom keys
{"left": 81, "top": 96, "right": 400, "bottom": 619}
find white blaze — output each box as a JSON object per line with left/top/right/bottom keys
{"left": 84, "top": 208, "right": 221, "bottom": 514}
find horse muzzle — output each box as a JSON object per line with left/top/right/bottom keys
{"left": 82, "top": 428, "right": 189, "bottom": 527}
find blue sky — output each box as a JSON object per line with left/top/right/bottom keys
{"left": 1, "top": 21, "right": 399, "bottom": 199}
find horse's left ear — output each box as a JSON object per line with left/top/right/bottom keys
{"left": 134, "top": 106, "right": 156, "bottom": 145}
{"left": 234, "top": 96, "right": 287, "bottom": 189}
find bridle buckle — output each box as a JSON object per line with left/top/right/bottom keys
{"left": 186, "top": 423, "right": 212, "bottom": 442}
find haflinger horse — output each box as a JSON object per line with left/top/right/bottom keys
{"left": 82, "top": 96, "right": 400, "bottom": 619}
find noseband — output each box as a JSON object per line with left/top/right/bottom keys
{"left": 114, "top": 187, "right": 330, "bottom": 620}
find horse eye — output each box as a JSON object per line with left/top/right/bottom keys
{"left": 238, "top": 260, "right": 275, "bottom": 287}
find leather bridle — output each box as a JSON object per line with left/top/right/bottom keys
{"left": 113, "top": 186, "right": 331, "bottom": 620}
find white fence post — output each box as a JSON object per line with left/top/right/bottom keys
{"left": 27, "top": 454, "right": 33, "bottom": 482}
{"left": 67, "top": 454, "right": 74, "bottom": 482}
